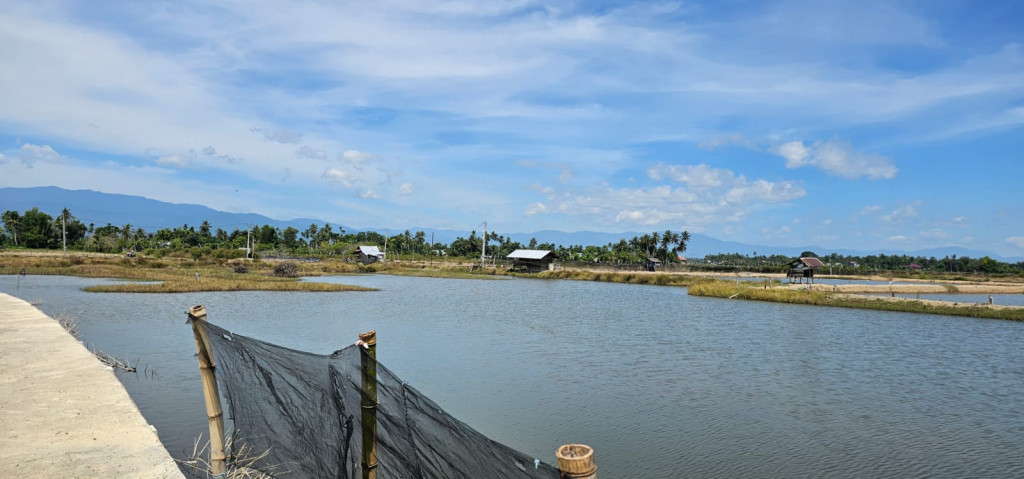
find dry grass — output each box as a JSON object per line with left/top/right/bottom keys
{"left": 177, "top": 434, "right": 287, "bottom": 478}
{"left": 2, "top": 252, "right": 376, "bottom": 293}
{"left": 533, "top": 269, "right": 705, "bottom": 287}
{"left": 689, "top": 280, "right": 1024, "bottom": 321}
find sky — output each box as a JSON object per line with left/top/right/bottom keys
{"left": 1, "top": 0, "right": 1023, "bottom": 256}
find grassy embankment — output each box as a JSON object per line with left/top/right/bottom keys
{"left": 0, "top": 253, "right": 373, "bottom": 293}
{"left": 0, "top": 251, "right": 513, "bottom": 292}
{"left": 689, "top": 280, "right": 1024, "bottom": 321}
{"left": 532, "top": 269, "right": 706, "bottom": 287}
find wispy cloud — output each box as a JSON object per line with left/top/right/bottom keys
{"left": 1007, "top": 237, "right": 1024, "bottom": 249}
{"left": 774, "top": 138, "right": 897, "bottom": 179}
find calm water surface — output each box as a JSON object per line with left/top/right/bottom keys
{"left": 2, "top": 274, "right": 1023, "bottom": 478}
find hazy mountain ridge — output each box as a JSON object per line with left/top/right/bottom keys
{"left": 1, "top": 187, "right": 1019, "bottom": 262}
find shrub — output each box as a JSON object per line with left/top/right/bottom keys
{"left": 273, "top": 261, "right": 299, "bottom": 278}
{"left": 233, "top": 263, "right": 249, "bottom": 274}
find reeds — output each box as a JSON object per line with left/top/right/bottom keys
{"left": 177, "top": 434, "right": 286, "bottom": 478}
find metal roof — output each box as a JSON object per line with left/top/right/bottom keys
{"left": 799, "top": 257, "right": 824, "bottom": 268}
{"left": 507, "top": 249, "right": 554, "bottom": 260}
{"left": 357, "top": 245, "right": 383, "bottom": 255}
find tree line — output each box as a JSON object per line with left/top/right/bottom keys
{"left": 0, "top": 207, "right": 691, "bottom": 263}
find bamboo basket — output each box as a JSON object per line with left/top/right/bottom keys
{"left": 556, "top": 444, "right": 596, "bottom": 478}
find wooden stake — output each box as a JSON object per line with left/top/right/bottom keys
{"left": 556, "top": 444, "right": 597, "bottom": 479}
{"left": 359, "top": 330, "right": 378, "bottom": 479}
{"left": 188, "top": 305, "right": 227, "bottom": 476}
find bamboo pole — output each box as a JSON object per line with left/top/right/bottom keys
{"left": 556, "top": 444, "right": 597, "bottom": 479}
{"left": 188, "top": 305, "right": 227, "bottom": 476}
{"left": 359, "top": 330, "right": 378, "bottom": 479}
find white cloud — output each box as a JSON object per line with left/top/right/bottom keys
{"left": 881, "top": 204, "right": 917, "bottom": 223}
{"left": 1007, "top": 237, "right": 1024, "bottom": 248}
{"left": 156, "top": 155, "right": 193, "bottom": 169}
{"left": 887, "top": 235, "right": 908, "bottom": 242}
{"left": 0, "top": 153, "right": 6, "bottom": 164}
{"left": 524, "top": 202, "right": 547, "bottom": 216}
{"left": 251, "top": 127, "right": 302, "bottom": 144}
{"left": 342, "top": 150, "right": 372, "bottom": 163}
{"left": 399, "top": 182, "right": 414, "bottom": 195}
{"left": 359, "top": 190, "right": 381, "bottom": 199}
{"left": 530, "top": 164, "right": 805, "bottom": 227}
{"left": 859, "top": 205, "right": 882, "bottom": 216}
{"left": 775, "top": 141, "right": 810, "bottom": 168}
{"left": 322, "top": 167, "right": 355, "bottom": 187}
{"left": 18, "top": 143, "right": 62, "bottom": 167}
{"left": 823, "top": 219, "right": 832, "bottom": 225}
{"left": 952, "top": 216, "right": 965, "bottom": 223}
{"left": 296, "top": 145, "right": 329, "bottom": 161}
{"left": 773, "top": 138, "right": 897, "bottom": 179}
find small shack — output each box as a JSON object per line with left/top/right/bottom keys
{"left": 356, "top": 245, "right": 385, "bottom": 265}
{"left": 507, "top": 249, "right": 555, "bottom": 273}
{"left": 643, "top": 257, "right": 662, "bottom": 272}
{"left": 786, "top": 257, "right": 824, "bottom": 283}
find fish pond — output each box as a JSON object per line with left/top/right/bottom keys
{"left": 2, "top": 274, "right": 1022, "bottom": 478}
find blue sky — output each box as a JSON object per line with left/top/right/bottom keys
{"left": 1, "top": 0, "right": 1022, "bottom": 256}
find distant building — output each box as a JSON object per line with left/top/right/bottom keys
{"left": 644, "top": 257, "right": 662, "bottom": 272}
{"left": 786, "top": 257, "right": 824, "bottom": 284}
{"left": 356, "top": 245, "right": 385, "bottom": 264}
{"left": 507, "top": 249, "right": 555, "bottom": 273}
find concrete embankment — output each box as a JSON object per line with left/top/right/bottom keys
{"left": 0, "top": 293, "right": 183, "bottom": 478}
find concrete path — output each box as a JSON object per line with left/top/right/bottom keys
{"left": 0, "top": 293, "right": 183, "bottom": 478}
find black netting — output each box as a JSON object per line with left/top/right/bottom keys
{"left": 200, "top": 321, "right": 561, "bottom": 478}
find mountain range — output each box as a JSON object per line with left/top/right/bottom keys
{"left": 1, "top": 186, "right": 1019, "bottom": 262}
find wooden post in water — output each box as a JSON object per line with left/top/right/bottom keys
{"left": 557, "top": 444, "right": 597, "bottom": 479}
{"left": 359, "top": 330, "right": 378, "bottom": 479}
{"left": 188, "top": 305, "right": 227, "bottom": 476}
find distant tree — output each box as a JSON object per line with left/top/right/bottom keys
{"left": 20, "top": 208, "right": 56, "bottom": 248}
{"left": 800, "top": 251, "right": 817, "bottom": 258}
{"left": 2, "top": 210, "right": 22, "bottom": 246}
{"left": 282, "top": 227, "right": 299, "bottom": 249}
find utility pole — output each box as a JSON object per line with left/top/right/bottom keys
{"left": 246, "top": 223, "right": 252, "bottom": 259}
{"left": 383, "top": 229, "right": 388, "bottom": 264}
{"left": 430, "top": 232, "right": 434, "bottom": 267}
{"left": 481, "top": 221, "right": 487, "bottom": 267}
{"left": 61, "top": 208, "right": 67, "bottom": 255}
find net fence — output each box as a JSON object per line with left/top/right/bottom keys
{"left": 197, "top": 320, "right": 561, "bottom": 478}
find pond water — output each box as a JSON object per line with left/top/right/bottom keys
{"left": 2, "top": 274, "right": 1023, "bottom": 478}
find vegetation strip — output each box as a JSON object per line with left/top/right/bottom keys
{"left": 533, "top": 269, "right": 704, "bottom": 287}
{"left": 689, "top": 281, "right": 1024, "bottom": 321}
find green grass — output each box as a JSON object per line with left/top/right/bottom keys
{"left": 689, "top": 280, "right": 1024, "bottom": 321}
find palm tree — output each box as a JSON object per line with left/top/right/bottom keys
{"left": 199, "top": 220, "right": 212, "bottom": 237}
{"left": 3, "top": 210, "right": 21, "bottom": 246}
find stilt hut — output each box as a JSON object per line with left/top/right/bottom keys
{"left": 507, "top": 249, "right": 555, "bottom": 273}
{"left": 786, "top": 257, "right": 824, "bottom": 283}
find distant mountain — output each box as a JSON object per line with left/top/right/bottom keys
{"left": 2, "top": 186, "right": 1019, "bottom": 262}
{"left": 0, "top": 186, "right": 323, "bottom": 233}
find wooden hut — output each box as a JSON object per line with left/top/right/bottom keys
{"left": 786, "top": 257, "right": 824, "bottom": 283}
{"left": 356, "top": 245, "right": 385, "bottom": 264}
{"left": 507, "top": 249, "right": 555, "bottom": 273}
{"left": 643, "top": 257, "right": 662, "bottom": 272}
